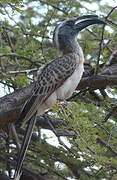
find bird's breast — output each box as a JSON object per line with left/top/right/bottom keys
{"left": 56, "top": 62, "right": 84, "bottom": 100}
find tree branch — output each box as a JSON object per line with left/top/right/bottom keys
{"left": 77, "top": 75, "right": 117, "bottom": 90}
{"left": 97, "top": 137, "right": 117, "bottom": 156}
{"left": 0, "top": 53, "right": 42, "bottom": 66}
{"left": 0, "top": 74, "right": 117, "bottom": 125}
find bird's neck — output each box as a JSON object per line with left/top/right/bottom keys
{"left": 61, "top": 41, "right": 84, "bottom": 64}
{"left": 62, "top": 42, "right": 82, "bottom": 56}
{"left": 60, "top": 39, "right": 81, "bottom": 56}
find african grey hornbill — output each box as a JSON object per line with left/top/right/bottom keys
{"left": 14, "top": 15, "right": 106, "bottom": 179}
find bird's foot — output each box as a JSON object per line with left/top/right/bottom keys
{"left": 57, "top": 99, "right": 68, "bottom": 105}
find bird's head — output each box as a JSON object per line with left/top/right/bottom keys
{"left": 53, "top": 15, "right": 106, "bottom": 54}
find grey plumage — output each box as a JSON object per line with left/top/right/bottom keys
{"left": 19, "top": 53, "right": 82, "bottom": 123}
{"left": 18, "top": 15, "right": 106, "bottom": 123}
{"left": 14, "top": 15, "right": 106, "bottom": 180}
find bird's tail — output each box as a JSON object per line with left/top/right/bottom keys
{"left": 14, "top": 114, "right": 37, "bottom": 180}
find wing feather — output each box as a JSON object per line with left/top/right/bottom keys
{"left": 17, "top": 53, "right": 79, "bottom": 123}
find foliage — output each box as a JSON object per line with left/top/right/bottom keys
{"left": 0, "top": 0, "right": 117, "bottom": 179}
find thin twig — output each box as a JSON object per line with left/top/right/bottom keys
{"left": 95, "top": 25, "right": 106, "bottom": 74}
{"left": 107, "top": 18, "right": 117, "bottom": 27}
{"left": 0, "top": 80, "right": 14, "bottom": 88}
{"left": 11, "top": 124, "right": 20, "bottom": 151}
{"left": 40, "top": 0, "right": 68, "bottom": 15}
{"left": 3, "top": 29, "right": 16, "bottom": 53}
{"left": 97, "top": 137, "right": 117, "bottom": 156}
{"left": 7, "top": 68, "right": 38, "bottom": 75}
{"left": 95, "top": 6, "right": 117, "bottom": 74}
{"left": 0, "top": 53, "right": 42, "bottom": 65}
{"left": 103, "top": 106, "right": 117, "bottom": 123}
{"left": 106, "top": 6, "right": 117, "bottom": 19}
{"left": 95, "top": 122, "right": 111, "bottom": 136}
{"left": 88, "top": 39, "right": 112, "bottom": 61}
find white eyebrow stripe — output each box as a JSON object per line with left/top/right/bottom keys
{"left": 54, "top": 25, "right": 60, "bottom": 50}
{"left": 54, "top": 20, "right": 67, "bottom": 50}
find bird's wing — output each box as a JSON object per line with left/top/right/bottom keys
{"left": 18, "top": 53, "right": 79, "bottom": 123}
{"left": 14, "top": 53, "right": 80, "bottom": 179}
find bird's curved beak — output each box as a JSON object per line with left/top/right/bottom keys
{"left": 74, "top": 15, "right": 106, "bottom": 31}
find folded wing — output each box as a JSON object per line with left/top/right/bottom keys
{"left": 18, "top": 53, "right": 79, "bottom": 123}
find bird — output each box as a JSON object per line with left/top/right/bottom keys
{"left": 14, "top": 15, "right": 106, "bottom": 180}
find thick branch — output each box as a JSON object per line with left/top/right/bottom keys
{"left": 0, "top": 84, "right": 33, "bottom": 125}
{"left": 77, "top": 74, "right": 117, "bottom": 90}
{"left": 0, "top": 75, "right": 117, "bottom": 125}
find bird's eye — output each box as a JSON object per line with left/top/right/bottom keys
{"left": 66, "top": 20, "right": 74, "bottom": 26}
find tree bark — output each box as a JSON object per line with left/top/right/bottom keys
{"left": 0, "top": 74, "right": 117, "bottom": 126}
